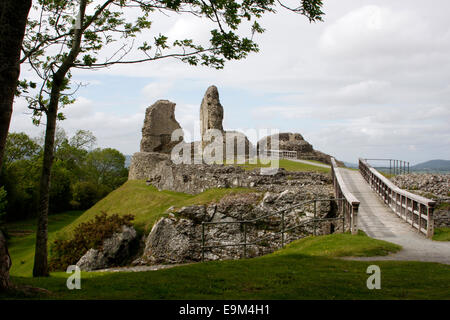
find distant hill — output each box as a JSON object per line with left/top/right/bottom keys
{"left": 343, "top": 162, "right": 358, "bottom": 169}
{"left": 342, "top": 159, "right": 450, "bottom": 173}
{"left": 411, "top": 159, "right": 450, "bottom": 172}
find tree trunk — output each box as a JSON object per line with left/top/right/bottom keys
{"left": 0, "top": 0, "right": 32, "bottom": 169}
{"left": 32, "top": 101, "right": 59, "bottom": 277}
{"left": 0, "top": 230, "right": 12, "bottom": 291}
{"left": 32, "top": 0, "right": 87, "bottom": 277}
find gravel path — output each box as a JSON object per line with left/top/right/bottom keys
{"left": 91, "top": 264, "right": 190, "bottom": 273}
{"left": 340, "top": 169, "right": 450, "bottom": 265}
{"left": 290, "top": 159, "right": 331, "bottom": 168}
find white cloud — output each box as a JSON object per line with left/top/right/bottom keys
{"left": 141, "top": 81, "right": 174, "bottom": 102}
{"left": 10, "top": 0, "right": 450, "bottom": 163}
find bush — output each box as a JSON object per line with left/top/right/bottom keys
{"left": 71, "top": 181, "right": 111, "bottom": 210}
{"left": 49, "top": 212, "right": 134, "bottom": 271}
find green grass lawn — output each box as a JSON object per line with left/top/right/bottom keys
{"left": 4, "top": 210, "right": 450, "bottom": 300}
{"left": 4, "top": 172, "right": 449, "bottom": 299}
{"left": 5, "top": 211, "right": 84, "bottom": 277}
{"left": 5, "top": 183, "right": 258, "bottom": 277}
{"left": 3, "top": 232, "right": 449, "bottom": 300}
{"left": 230, "top": 158, "right": 331, "bottom": 174}
{"left": 433, "top": 227, "right": 450, "bottom": 241}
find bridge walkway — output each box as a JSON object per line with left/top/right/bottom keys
{"left": 340, "top": 168, "right": 450, "bottom": 265}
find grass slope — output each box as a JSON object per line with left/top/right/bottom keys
{"left": 5, "top": 183, "right": 258, "bottom": 277}
{"left": 4, "top": 233, "right": 450, "bottom": 300}
{"left": 59, "top": 181, "right": 258, "bottom": 236}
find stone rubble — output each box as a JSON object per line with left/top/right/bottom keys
{"left": 390, "top": 173, "right": 450, "bottom": 228}
{"left": 129, "top": 151, "right": 331, "bottom": 194}
{"left": 390, "top": 173, "right": 450, "bottom": 198}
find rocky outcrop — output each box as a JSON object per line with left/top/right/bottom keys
{"left": 140, "top": 100, "right": 183, "bottom": 154}
{"left": 258, "top": 132, "right": 342, "bottom": 166}
{"left": 76, "top": 225, "right": 138, "bottom": 271}
{"left": 136, "top": 190, "right": 338, "bottom": 264}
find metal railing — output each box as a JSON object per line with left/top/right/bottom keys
{"left": 330, "top": 157, "right": 360, "bottom": 234}
{"left": 201, "top": 198, "right": 345, "bottom": 261}
{"left": 359, "top": 158, "right": 436, "bottom": 238}
{"left": 263, "top": 149, "right": 298, "bottom": 159}
{"left": 364, "top": 158, "right": 410, "bottom": 175}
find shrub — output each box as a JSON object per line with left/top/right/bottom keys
{"left": 49, "top": 212, "right": 134, "bottom": 271}
{"left": 71, "top": 181, "right": 111, "bottom": 210}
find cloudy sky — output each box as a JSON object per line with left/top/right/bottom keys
{"left": 10, "top": 0, "right": 450, "bottom": 164}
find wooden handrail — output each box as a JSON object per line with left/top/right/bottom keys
{"left": 359, "top": 158, "right": 436, "bottom": 238}
{"left": 331, "top": 157, "right": 360, "bottom": 234}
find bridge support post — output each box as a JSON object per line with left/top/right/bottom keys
{"left": 351, "top": 203, "right": 359, "bottom": 235}
{"left": 427, "top": 206, "right": 434, "bottom": 239}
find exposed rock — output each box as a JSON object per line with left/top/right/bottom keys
{"left": 138, "top": 217, "right": 197, "bottom": 264}
{"left": 140, "top": 100, "right": 182, "bottom": 154}
{"left": 137, "top": 190, "right": 340, "bottom": 265}
{"left": 76, "top": 225, "right": 137, "bottom": 271}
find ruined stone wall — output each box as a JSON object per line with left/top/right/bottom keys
{"left": 140, "top": 100, "right": 182, "bottom": 154}
{"left": 135, "top": 185, "right": 337, "bottom": 265}
{"left": 129, "top": 151, "right": 332, "bottom": 194}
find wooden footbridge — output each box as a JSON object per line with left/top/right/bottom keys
{"left": 331, "top": 158, "right": 450, "bottom": 264}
